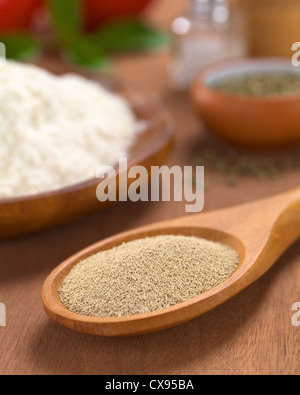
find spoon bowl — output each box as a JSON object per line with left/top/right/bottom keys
{"left": 42, "top": 187, "right": 300, "bottom": 336}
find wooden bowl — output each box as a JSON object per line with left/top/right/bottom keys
{"left": 191, "top": 58, "right": 300, "bottom": 149}
{"left": 0, "top": 73, "right": 174, "bottom": 239}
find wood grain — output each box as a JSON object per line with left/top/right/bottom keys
{"left": 0, "top": 0, "right": 300, "bottom": 375}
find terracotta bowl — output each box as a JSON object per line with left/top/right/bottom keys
{"left": 191, "top": 58, "right": 300, "bottom": 149}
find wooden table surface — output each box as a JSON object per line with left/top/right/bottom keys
{"left": 0, "top": 0, "right": 299, "bottom": 375}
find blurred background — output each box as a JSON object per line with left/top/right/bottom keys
{"left": 1, "top": 0, "right": 300, "bottom": 70}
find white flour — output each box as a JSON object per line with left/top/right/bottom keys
{"left": 0, "top": 61, "right": 136, "bottom": 198}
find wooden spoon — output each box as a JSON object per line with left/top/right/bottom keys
{"left": 42, "top": 187, "right": 300, "bottom": 337}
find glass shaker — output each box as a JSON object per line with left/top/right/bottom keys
{"left": 170, "top": 0, "right": 245, "bottom": 90}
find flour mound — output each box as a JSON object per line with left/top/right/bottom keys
{"left": 0, "top": 61, "right": 136, "bottom": 198}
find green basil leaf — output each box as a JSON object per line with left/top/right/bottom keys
{"left": 48, "top": 0, "right": 82, "bottom": 36}
{"left": 90, "top": 18, "right": 168, "bottom": 53}
{"left": 65, "top": 35, "right": 110, "bottom": 70}
{"left": 0, "top": 34, "right": 39, "bottom": 60}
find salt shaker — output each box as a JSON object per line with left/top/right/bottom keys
{"left": 170, "top": 0, "right": 245, "bottom": 90}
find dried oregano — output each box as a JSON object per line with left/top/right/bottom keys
{"left": 190, "top": 148, "right": 300, "bottom": 186}
{"left": 212, "top": 72, "right": 300, "bottom": 97}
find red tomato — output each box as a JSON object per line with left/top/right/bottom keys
{"left": 83, "top": 0, "right": 154, "bottom": 30}
{"left": 0, "top": 0, "right": 42, "bottom": 32}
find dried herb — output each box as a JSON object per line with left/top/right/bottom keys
{"left": 212, "top": 72, "right": 300, "bottom": 97}
{"left": 190, "top": 147, "right": 300, "bottom": 187}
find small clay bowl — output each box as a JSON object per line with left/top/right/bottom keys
{"left": 191, "top": 58, "right": 300, "bottom": 149}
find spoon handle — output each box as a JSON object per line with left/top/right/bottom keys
{"left": 237, "top": 187, "right": 300, "bottom": 283}
{"left": 275, "top": 186, "right": 300, "bottom": 249}
{"left": 168, "top": 187, "right": 300, "bottom": 275}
